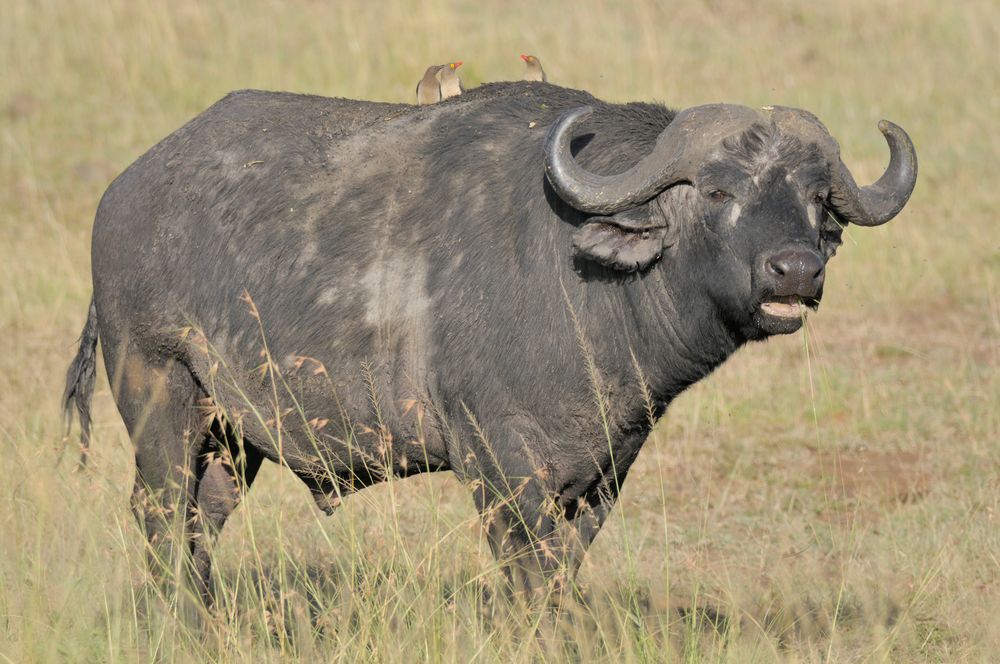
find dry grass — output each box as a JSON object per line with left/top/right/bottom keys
{"left": 1, "top": 0, "right": 998, "bottom": 661}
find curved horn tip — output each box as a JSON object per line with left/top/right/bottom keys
{"left": 876, "top": 119, "right": 916, "bottom": 152}
{"left": 877, "top": 119, "right": 918, "bottom": 174}
{"left": 878, "top": 119, "right": 905, "bottom": 137}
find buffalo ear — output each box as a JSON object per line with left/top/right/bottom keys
{"left": 572, "top": 220, "right": 668, "bottom": 272}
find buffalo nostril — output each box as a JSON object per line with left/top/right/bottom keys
{"left": 810, "top": 263, "right": 824, "bottom": 282}
{"left": 802, "top": 253, "right": 825, "bottom": 282}
{"left": 767, "top": 256, "right": 789, "bottom": 277}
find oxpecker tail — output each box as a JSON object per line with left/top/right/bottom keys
{"left": 62, "top": 298, "right": 99, "bottom": 467}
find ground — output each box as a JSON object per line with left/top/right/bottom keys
{"left": 1, "top": 0, "right": 997, "bottom": 661}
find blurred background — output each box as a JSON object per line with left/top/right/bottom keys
{"left": 2, "top": 0, "right": 997, "bottom": 661}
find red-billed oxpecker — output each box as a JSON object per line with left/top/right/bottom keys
{"left": 416, "top": 64, "right": 444, "bottom": 105}
{"left": 437, "top": 61, "right": 464, "bottom": 99}
{"left": 521, "top": 54, "right": 546, "bottom": 82}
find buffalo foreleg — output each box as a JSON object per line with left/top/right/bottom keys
{"left": 469, "top": 457, "right": 575, "bottom": 608}
{"left": 563, "top": 487, "right": 617, "bottom": 576}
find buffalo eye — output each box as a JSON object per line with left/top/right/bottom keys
{"left": 707, "top": 189, "right": 731, "bottom": 203}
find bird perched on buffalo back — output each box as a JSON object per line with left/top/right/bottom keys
{"left": 416, "top": 65, "right": 443, "bottom": 105}
{"left": 520, "top": 54, "right": 546, "bottom": 82}
{"left": 437, "top": 61, "right": 463, "bottom": 99}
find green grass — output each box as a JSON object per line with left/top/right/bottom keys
{"left": 2, "top": 0, "right": 998, "bottom": 661}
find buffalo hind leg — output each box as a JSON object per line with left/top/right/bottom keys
{"left": 189, "top": 424, "right": 265, "bottom": 606}
{"left": 112, "top": 351, "right": 206, "bottom": 607}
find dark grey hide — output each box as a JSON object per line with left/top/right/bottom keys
{"left": 63, "top": 82, "right": 916, "bottom": 602}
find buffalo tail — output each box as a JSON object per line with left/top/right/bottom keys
{"left": 62, "top": 297, "right": 99, "bottom": 468}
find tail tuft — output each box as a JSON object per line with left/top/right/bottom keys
{"left": 62, "top": 298, "right": 99, "bottom": 468}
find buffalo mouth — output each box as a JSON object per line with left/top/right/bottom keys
{"left": 759, "top": 295, "right": 816, "bottom": 320}
{"left": 755, "top": 295, "right": 819, "bottom": 335}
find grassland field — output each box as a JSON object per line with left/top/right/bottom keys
{"left": 1, "top": 0, "right": 998, "bottom": 661}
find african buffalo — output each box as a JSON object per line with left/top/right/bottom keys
{"left": 63, "top": 82, "right": 916, "bottom": 602}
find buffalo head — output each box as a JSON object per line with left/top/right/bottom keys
{"left": 544, "top": 104, "right": 917, "bottom": 338}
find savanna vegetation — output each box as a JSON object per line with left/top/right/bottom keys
{"left": 1, "top": 0, "right": 997, "bottom": 661}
